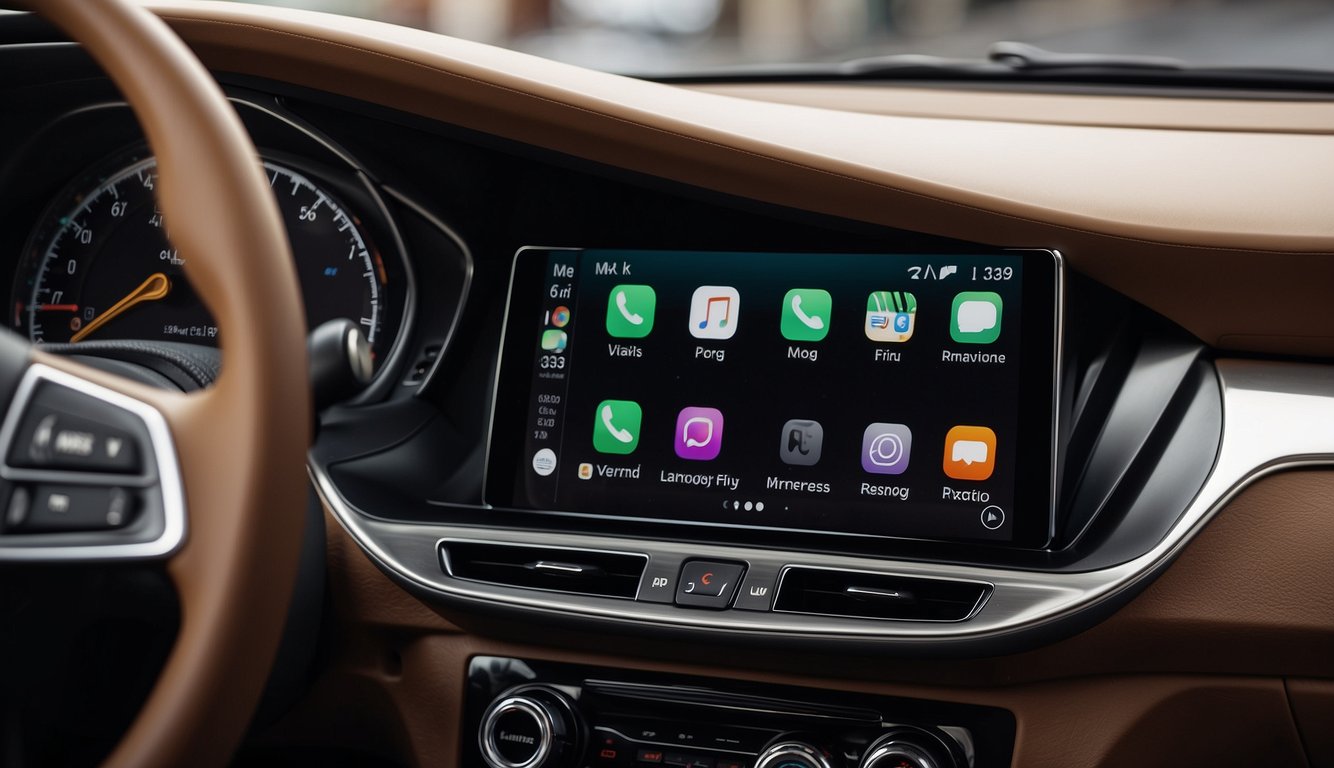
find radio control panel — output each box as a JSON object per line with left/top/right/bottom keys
{"left": 464, "top": 657, "right": 1015, "bottom": 768}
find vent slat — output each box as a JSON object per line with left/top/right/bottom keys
{"left": 440, "top": 541, "right": 646, "bottom": 599}
{"left": 774, "top": 568, "right": 990, "bottom": 622}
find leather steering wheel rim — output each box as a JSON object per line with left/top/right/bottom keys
{"left": 25, "top": 2, "right": 311, "bottom": 766}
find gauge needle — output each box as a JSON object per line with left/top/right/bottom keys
{"left": 70, "top": 272, "right": 170, "bottom": 343}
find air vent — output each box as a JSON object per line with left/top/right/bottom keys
{"left": 774, "top": 568, "right": 990, "bottom": 622}
{"left": 440, "top": 541, "right": 647, "bottom": 599}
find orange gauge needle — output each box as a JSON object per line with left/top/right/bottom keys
{"left": 70, "top": 272, "right": 170, "bottom": 343}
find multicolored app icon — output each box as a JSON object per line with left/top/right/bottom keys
{"left": 593, "top": 399, "right": 642, "bottom": 455}
{"left": 606, "top": 285, "right": 655, "bottom": 338}
{"left": 862, "top": 423, "right": 912, "bottom": 475}
{"left": 550, "top": 305, "right": 571, "bottom": 328}
{"left": 689, "top": 286, "right": 739, "bottom": 340}
{"left": 943, "top": 425, "right": 997, "bottom": 481}
{"left": 540, "top": 329, "right": 568, "bottom": 352}
{"left": 780, "top": 289, "right": 832, "bottom": 342}
{"left": 865, "top": 291, "right": 916, "bottom": 342}
{"left": 675, "top": 406, "right": 724, "bottom": 460}
{"left": 950, "top": 291, "right": 1003, "bottom": 344}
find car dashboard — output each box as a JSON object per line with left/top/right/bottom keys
{"left": 3, "top": 2, "right": 1334, "bottom": 767}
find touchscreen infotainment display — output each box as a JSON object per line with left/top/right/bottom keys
{"left": 487, "top": 248, "right": 1060, "bottom": 547}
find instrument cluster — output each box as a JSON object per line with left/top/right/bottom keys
{"left": 0, "top": 92, "right": 468, "bottom": 399}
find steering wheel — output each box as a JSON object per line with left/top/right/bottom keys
{"left": 8, "top": 2, "right": 311, "bottom": 766}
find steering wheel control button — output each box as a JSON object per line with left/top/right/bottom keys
{"left": 4, "top": 486, "right": 31, "bottom": 530}
{"left": 10, "top": 485, "right": 135, "bottom": 533}
{"left": 25, "top": 413, "right": 140, "bottom": 473}
{"left": 9, "top": 384, "right": 147, "bottom": 474}
{"left": 675, "top": 560, "right": 745, "bottom": 608}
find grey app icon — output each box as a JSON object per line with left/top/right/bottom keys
{"left": 780, "top": 419, "right": 823, "bottom": 466}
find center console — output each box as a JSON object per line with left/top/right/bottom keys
{"left": 465, "top": 657, "right": 1015, "bottom": 768}
{"left": 312, "top": 219, "right": 1229, "bottom": 650}
{"left": 308, "top": 150, "right": 1234, "bottom": 654}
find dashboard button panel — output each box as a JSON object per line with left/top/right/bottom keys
{"left": 465, "top": 657, "right": 1013, "bottom": 767}
{"left": 733, "top": 567, "right": 779, "bottom": 611}
{"left": 676, "top": 561, "right": 745, "bottom": 608}
{"left": 638, "top": 558, "right": 680, "bottom": 603}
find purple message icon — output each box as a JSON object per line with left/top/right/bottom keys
{"left": 862, "top": 423, "right": 912, "bottom": 475}
{"left": 675, "top": 407, "right": 724, "bottom": 461}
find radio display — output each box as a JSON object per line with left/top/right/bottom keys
{"left": 486, "top": 248, "right": 1060, "bottom": 547}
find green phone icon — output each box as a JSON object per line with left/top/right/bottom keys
{"left": 950, "top": 291, "right": 1003, "bottom": 344}
{"left": 780, "top": 289, "right": 832, "bottom": 342}
{"left": 606, "top": 285, "right": 656, "bottom": 338}
{"left": 593, "top": 399, "right": 642, "bottom": 454}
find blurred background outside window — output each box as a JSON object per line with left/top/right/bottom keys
{"left": 221, "top": 0, "right": 1334, "bottom": 75}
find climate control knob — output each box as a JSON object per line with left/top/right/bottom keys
{"left": 478, "top": 685, "right": 582, "bottom": 768}
{"left": 859, "top": 727, "right": 961, "bottom": 768}
{"left": 754, "top": 737, "right": 837, "bottom": 768}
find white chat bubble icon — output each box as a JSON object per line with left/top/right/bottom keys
{"left": 956, "top": 300, "right": 998, "bottom": 334}
{"left": 951, "top": 439, "right": 989, "bottom": 466}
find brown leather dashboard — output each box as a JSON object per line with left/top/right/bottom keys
{"left": 150, "top": 0, "right": 1334, "bottom": 358}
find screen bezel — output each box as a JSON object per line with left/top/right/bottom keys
{"left": 484, "top": 246, "right": 1061, "bottom": 551}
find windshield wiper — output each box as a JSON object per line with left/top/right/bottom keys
{"left": 651, "top": 42, "right": 1334, "bottom": 95}
{"left": 839, "top": 42, "right": 1186, "bottom": 77}
{"left": 985, "top": 41, "right": 1185, "bottom": 71}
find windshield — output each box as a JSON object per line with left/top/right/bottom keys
{"left": 223, "top": 0, "right": 1334, "bottom": 76}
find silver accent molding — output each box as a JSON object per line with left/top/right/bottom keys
{"left": 480, "top": 695, "right": 554, "bottom": 768}
{"left": 755, "top": 740, "right": 835, "bottom": 768}
{"left": 313, "top": 359, "right": 1334, "bottom": 642}
{"left": 861, "top": 741, "right": 938, "bottom": 768}
{"left": 0, "top": 363, "right": 186, "bottom": 561}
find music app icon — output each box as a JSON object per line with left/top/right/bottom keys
{"left": 689, "top": 286, "right": 740, "bottom": 340}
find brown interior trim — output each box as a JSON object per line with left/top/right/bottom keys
{"left": 690, "top": 83, "right": 1334, "bottom": 134}
{"left": 131, "top": 2, "right": 1334, "bottom": 356}
{"left": 144, "top": 4, "right": 1334, "bottom": 251}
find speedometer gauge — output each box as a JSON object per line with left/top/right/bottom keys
{"left": 13, "top": 154, "right": 390, "bottom": 366}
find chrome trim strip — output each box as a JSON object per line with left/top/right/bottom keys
{"left": 1036, "top": 248, "right": 1064, "bottom": 543}
{"left": 227, "top": 97, "right": 422, "bottom": 402}
{"left": 438, "top": 536, "right": 649, "bottom": 600}
{"left": 772, "top": 564, "right": 993, "bottom": 624}
{"left": 756, "top": 741, "right": 835, "bottom": 768}
{"left": 593, "top": 727, "right": 750, "bottom": 756}
{"left": 379, "top": 186, "right": 475, "bottom": 394}
{"left": 480, "top": 696, "right": 553, "bottom": 768}
{"left": 314, "top": 359, "right": 1333, "bottom": 641}
{"left": 0, "top": 363, "right": 186, "bottom": 561}
{"left": 480, "top": 245, "right": 579, "bottom": 508}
